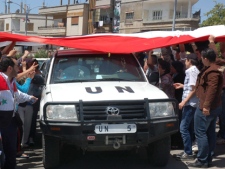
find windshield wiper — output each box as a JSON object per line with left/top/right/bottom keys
{"left": 54, "top": 79, "right": 90, "bottom": 83}
{"left": 96, "top": 78, "right": 135, "bottom": 81}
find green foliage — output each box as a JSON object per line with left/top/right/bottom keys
{"left": 34, "top": 49, "right": 48, "bottom": 58}
{"left": 215, "top": 43, "right": 221, "bottom": 57}
{"left": 201, "top": 1, "right": 225, "bottom": 27}
{"left": 15, "top": 53, "right": 21, "bottom": 59}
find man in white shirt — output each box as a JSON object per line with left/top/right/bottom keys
{"left": 0, "top": 57, "right": 37, "bottom": 169}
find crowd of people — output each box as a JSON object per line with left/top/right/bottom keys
{"left": 0, "top": 35, "right": 225, "bottom": 169}
{"left": 136, "top": 35, "right": 225, "bottom": 168}
{"left": 0, "top": 42, "right": 44, "bottom": 169}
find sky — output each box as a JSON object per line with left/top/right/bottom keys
{"left": 0, "top": 0, "right": 225, "bottom": 22}
{"left": 192, "top": 0, "right": 225, "bottom": 21}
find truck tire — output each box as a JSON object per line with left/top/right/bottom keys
{"left": 42, "top": 134, "right": 61, "bottom": 169}
{"left": 147, "top": 136, "right": 171, "bottom": 167}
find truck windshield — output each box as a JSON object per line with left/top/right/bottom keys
{"left": 50, "top": 53, "right": 146, "bottom": 84}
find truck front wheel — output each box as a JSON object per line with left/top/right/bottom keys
{"left": 42, "top": 134, "right": 61, "bottom": 169}
{"left": 147, "top": 136, "right": 171, "bottom": 167}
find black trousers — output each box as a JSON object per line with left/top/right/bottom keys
{"left": 30, "top": 99, "right": 40, "bottom": 140}
{"left": 17, "top": 124, "right": 23, "bottom": 153}
{"left": 1, "top": 117, "right": 17, "bottom": 169}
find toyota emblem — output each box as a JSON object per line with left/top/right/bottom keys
{"left": 106, "top": 107, "right": 120, "bottom": 115}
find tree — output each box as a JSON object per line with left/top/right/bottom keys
{"left": 34, "top": 49, "right": 48, "bottom": 58}
{"left": 201, "top": 1, "right": 225, "bottom": 27}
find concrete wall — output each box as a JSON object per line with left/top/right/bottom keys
{"left": 120, "top": 1, "right": 143, "bottom": 33}
{"left": 66, "top": 4, "right": 89, "bottom": 36}
{"left": 67, "top": 17, "right": 82, "bottom": 35}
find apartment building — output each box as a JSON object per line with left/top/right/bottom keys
{"left": 38, "top": 0, "right": 114, "bottom": 36}
{"left": 119, "top": 0, "right": 200, "bottom": 33}
{"left": 38, "top": 3, "right": 89, "bottom": 36}
{"left": 0, "top": 13, "right": 53, "bottom": 35}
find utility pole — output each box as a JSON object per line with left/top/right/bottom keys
{"left": 172, "top": 0, "right": 177, "bottom": 31}
{"left": 7, "top": 0, "right": 10, "bottom": 13}
{"left": 25, "top": 5, "right": 28, "bottom": 35}
{"left": 4, "top": 0, "right": 7, "bottom": 13}
{"left": 88, "top": 0, "right": 96, "bottom": 34}
{"left": 111, "top": 0, "right": 114, "bottom": 33}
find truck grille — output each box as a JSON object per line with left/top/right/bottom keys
{"left": 77, "top": 102, "right": 146, "bottom": 121}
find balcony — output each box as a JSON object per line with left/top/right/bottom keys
{"left": 39, "top": 6, "right": 68, "bottom": 15}
{"left": 38, "top": 25, "right": 66, "bottom": 36}
{"left": 138, "top": 9, "right": 201, "bottom": 31}
{"left": 143, "top": 10, "right": 200, "bottom": 23}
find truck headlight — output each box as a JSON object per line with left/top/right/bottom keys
{"left": 149, "top": 102, "right": 175, "bottom": 118}
{"left": 46, "top": 105, "right": 78, "bottom": 121}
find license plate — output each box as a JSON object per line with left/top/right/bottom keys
{"left": 95, "top": 124, "right": 137, "bottom": 134}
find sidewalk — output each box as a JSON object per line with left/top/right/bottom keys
{"left": 170, "top": 144, "right": 225, "bottom": 169}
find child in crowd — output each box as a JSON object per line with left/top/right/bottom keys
{"left": 173, "top": 54, "right": 199, "bottom": 160}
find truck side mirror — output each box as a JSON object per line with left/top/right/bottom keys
{"left": 147, "top": 72, "right": 159, "bottom": 85}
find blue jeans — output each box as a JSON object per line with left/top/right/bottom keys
{"left": 180, "top": 105, "right": 196, "bottom": 155}
{"left": 218, "top": 90, "right": 225, "bottom": 139}
{"left": 194, "top": 106, "right": 222, "bottom": 163}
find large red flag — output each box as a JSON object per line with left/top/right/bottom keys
{"left": 0, "top": 25, "right": 225, "bottom": 53}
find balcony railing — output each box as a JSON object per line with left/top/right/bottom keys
{"left": 38, "top": 25, "right": 66, "bottom": 29}
{"left": 37, "top": 25, "right": 66, "bottom": 36}
{"left": 175, "top": 14, "right": 188, "bottom": 19}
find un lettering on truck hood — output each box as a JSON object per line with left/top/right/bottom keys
{"left": 48, "top": 82, "right": 168, "bottom": 102}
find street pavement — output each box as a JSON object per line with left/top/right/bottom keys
{"left": 16, "top": 127, "right": 225, "bottom": 169}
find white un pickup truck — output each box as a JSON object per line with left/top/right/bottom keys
{"left": 39, "top": 49, "right": 179, "bottom": 169}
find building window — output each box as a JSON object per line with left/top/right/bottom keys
{"left": 176, "top": 11, "right": 181, "bottom": 18}
{"left": 6, "top": 23, "right": 9, "bottom": 31}
{"left": 27, "top": 23, "right": 34, "bottom": 31}
{"left": 125, "top": 12, "right": 134, "bottom": 24}
{"left": 71, "top": 17, "right": 79, "bottom": 25}
{"left": 126, "top": 12, "right": 134, "bottom": 19}
{"left": 100, "top": 15, "right": 108, "bottom": 23}
{"left": 152, "top": 10, "right": 162, "bottom": 20}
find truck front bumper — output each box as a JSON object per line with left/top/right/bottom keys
{"left": 40, "top": 117, "right": 178, "bottom": 150}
